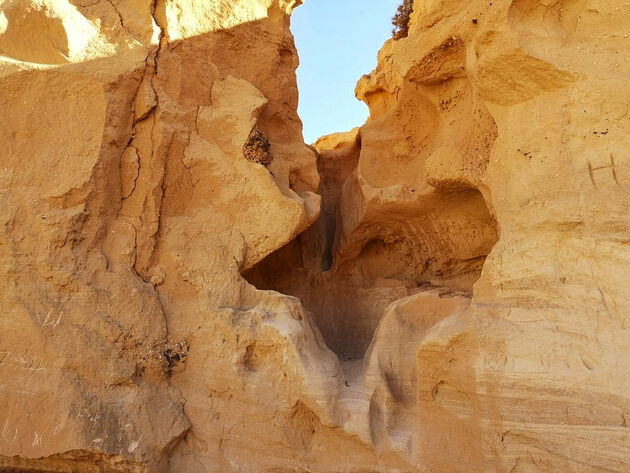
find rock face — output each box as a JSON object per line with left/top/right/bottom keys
{"left": 1, "top": 0, "right": 629, "bottom": 472}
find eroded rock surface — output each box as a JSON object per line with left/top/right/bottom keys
{"left": 1, "top": 0, "right": 629, "bottom": 472}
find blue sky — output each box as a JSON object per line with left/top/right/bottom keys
{"left": 292, "top": 0, "right": 400, "bottom": 143}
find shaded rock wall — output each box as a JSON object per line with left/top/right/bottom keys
{"left": 1, "top": 0, "right": 630, "bottom": 472}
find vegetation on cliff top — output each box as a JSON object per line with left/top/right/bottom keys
{"left": 392, "top": 0, "right": 414, "bottom": 40}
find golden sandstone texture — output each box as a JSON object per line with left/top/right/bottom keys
{"left": 0, "top": 0, "right": 629, "bottom": 472}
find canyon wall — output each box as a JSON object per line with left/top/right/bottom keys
{"left": 1, "top": 0, "right": 629, "bottom": 472}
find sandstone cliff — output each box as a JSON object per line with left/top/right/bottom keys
{"left": 1, "top": 0, "right": 629, "bottom": 472}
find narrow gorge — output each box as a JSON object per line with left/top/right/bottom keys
{"left": 0, "top": 0, "right": 629, "bottom": 472}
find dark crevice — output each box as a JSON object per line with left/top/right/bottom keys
{"left": 245, "top": 136, "right": 499, "bottom": 361}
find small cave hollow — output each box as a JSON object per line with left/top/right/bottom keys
{"left": 244, "top": 140, "right": 499, "bottom": 362}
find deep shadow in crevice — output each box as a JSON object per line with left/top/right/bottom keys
{"left": 245, "top": 141, "right": 499, "bottom": 360}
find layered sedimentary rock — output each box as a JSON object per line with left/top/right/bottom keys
{"left": 0, "top": 0, "right": 326, "bottom": 471}
{"left": 1, "top": 0, "right": 630, "bottom": 472}
{"left": 349, "top": 0, "right": 630, "bottom": 470}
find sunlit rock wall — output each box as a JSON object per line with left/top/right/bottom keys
{"left": 1, "top": 0, "right": 629, "bottom": 472}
